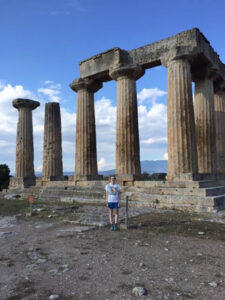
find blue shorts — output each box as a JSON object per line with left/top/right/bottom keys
{"left": 108, "top": 202, "right": 119, "bottom": 209}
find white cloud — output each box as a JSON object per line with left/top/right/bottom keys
{"left": 37, "top": 87, "right": 60, "bottom": 102}
{"left": 44, "top": 80, "right": 54, "bottom": 85}
{"left": 38, "top": 81, "right": 62, "bottom": 102}
{"left": 137, "top": 88, "right": 167, "bottom": 104}
{"left": 98, "top": 158, "right": 114, "bottom": 171}
{"left": 36, "top": 165, "right": 43, "bottom": 172}
{"left": 142, "top": 137, "right": 167, "bottom": 145}
{"left": 164, "top": 152, "right": 168, "bottom": 160}
{"left": 0, "top": 84, "right": 168, "bottom": 174}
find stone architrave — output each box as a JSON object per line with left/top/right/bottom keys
{"left": 109, "top": 63, "right": 145, "bottom": 180}
{"left": 70, "top": 78, "right": 102, "bottom": 180}
{"left": 165, "top": 58, "right": 198, "bottom": 181}
{"left": 214, "top": 81, "right": 225, "bottom": 175}
{"left": 12, "top": 98, "right": 40, "bottom": 187}
{"left": 42, "top": 102, "right": 63, "bottom": 180}
{"left": 193, "top": 67, "right": 217, "bottom": 176}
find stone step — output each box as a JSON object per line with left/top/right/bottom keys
{"left": 128, "top": 185, "right": 225, "bottom": 197}
{"left": 205, "top": 186, "right": 225, "bottom": 196}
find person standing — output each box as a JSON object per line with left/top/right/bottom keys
{"left": 105, "top": 175, "right": 121, "bottom": 231}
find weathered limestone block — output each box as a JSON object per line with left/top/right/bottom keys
{"left": 42, "top": 102, "right": 63, "bottom": 179}
{"left": 80, "top": 29, "right": 225, "bottom": 83}
{"left": 70, "top": 78, "right": 102, "bottom": 180}
{"left": 109, "top": 63, "right": 144, "bottom": 180}
{"left": 193, "top": 67, "right": 217, "bottom": 176}
{"left": 12, "top": 98, "right": 40, "bottom": 187}
{"left": 214, "top": 81, "right": 225, "bottom": 175}
{"left": 165, "top": 58, "right": 198, "bottom": 181}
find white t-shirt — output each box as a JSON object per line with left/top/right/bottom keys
{"left": 105, "top": 183, "right": 121, "bottom": 203}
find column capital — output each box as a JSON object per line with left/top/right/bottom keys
{"left": 109, "top": 63, "right": 145, "bottom": 81}
{"left": 13, "top": 98, "right": 40, "bottom": 110}
{"left": 161, "top": 55, "right": 191, "bottom": 68}
{"left": 192, "top": 64, "right": 219, "bottom": 82}
{"left": 214, "top": 79, "right": 225, "bottom": 92}
{"left": 70, "top": 78, "right": 102, "bottom": 93}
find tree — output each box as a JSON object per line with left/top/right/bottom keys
{"left": 0, "top": 164, "right": 10, "bottom": 190}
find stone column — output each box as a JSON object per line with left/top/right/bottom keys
{"left": 166, "top": 58, "right": 198, "bottom": 181}
{"left": 214, "top": 81, "right": 225, "bottom": 175}
{"left": 193, "top": 69, "right": 216, "bottom": 177}
{"left": 42, "top": 102, "right": 63, "bottom": 180}
{"left": 70, "top": 78, "right": 102, "bottom": 180}
{"left": 12, "top": 98, "right": 40, "bottom": 188}
{"left": 109, "top": 63, "right": 144, "bottom": 180}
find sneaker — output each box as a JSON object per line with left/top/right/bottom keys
{"left": 114, "top": 224, "right": 118, "bottom": 231}
{"left": 110, "top": 224, "right": 114, "bottom": 231}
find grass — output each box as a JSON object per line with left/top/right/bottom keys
{"left": 127, "top": 210, "right": 225, "bottom": 241}
{"left": 0, "top": 198, "right": 80, "bottom": 222}
{"left": 0, "top": 198, "right": 29, "bottom": 216}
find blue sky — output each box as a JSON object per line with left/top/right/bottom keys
{"left": 0, "top": 0, "right": 225, "bottom": 174}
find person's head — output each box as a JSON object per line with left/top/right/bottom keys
{"left": 110, "top": 175, "right": 116, "bottom": 184}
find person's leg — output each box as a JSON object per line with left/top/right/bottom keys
{"left": 108, "top": 209, "right": 113, "bottom": 224}
{"left": 114, "top": 209, "right": 118, "bottom": 223}
{"left": 114, "top": 208, "right": 119, "bottom": 230}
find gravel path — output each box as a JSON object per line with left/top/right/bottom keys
{"left": 0, "top": 205, "right": 225, "bottom": 300}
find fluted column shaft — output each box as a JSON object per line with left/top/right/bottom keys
{"left": 42, "top": 102, "right": 63, "bottom": 178}
{"left": 167, "top": 58, "right": 198, "bottom": 180}
{"left": 110, "top": 64, "right": 144, "bottom": 178}
{"left": 75, "top": 89, "right": 97, "bottom": 176}
{"left": 116, "top": 76, "right": 140, "bottom": 175}
{"left": 194, "top": 79, "right": 216, "bottom": 175}
{"left": 70, "top": 78, "right": 102, "bottom": 179}
{"left": 214, "top": 90, "right": 225, "bottom": 174}
{"left": 13, "top": 98, "right": 40, "bottom": 178}
{"left": 16, "top": 108, "right": 34, "bottom": 177}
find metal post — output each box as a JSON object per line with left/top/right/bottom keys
{"left": 30, "top": 203, "right": 33, "bottom": 217}
{"left": 125, "top": 196, "right": 129, "bottom": 229}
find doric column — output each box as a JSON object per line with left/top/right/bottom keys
{"left": 193, "top": 67, "right": 217, "bottom": 176}
{"left": 214, "top": 81, "right": 225, "bottom": 175}
{"left": 12, "top": 98, "right": 40, "bottom": 187}
{"left": 109, "top": 63, "right": 144, "bottom": 180}
{"left": 42, "top": 102, "right": 63, "bottom": 179}
{"left": 70, "top": 78, "right": 102, "bottom": 180}
{"left": 166, "top": 58, "right": 198, "bottom": 181}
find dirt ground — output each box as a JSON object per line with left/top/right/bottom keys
{"left": 0, "top": 199, "right": 225, "bottom": 300}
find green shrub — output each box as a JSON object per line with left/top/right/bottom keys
{"left": 0, "top": 164, "right": 10, "bottom": 190}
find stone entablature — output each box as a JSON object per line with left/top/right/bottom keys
{"left": 79, "top": 28, "right": 225, "bottom": 84}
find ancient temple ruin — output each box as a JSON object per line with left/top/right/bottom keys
{"left": 9, "top": 28, "right": 225, "bottom": 212}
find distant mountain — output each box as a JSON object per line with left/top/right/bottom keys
{"left": 34, "top": 160, "right": 168, "bottom": 177}
{"left": 98, "top": 160, "right": 168, "bottom": 176}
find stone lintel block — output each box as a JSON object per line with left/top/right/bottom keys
{"left": 9, "top": 177, "right": 36, "bottom": 189}
{"left": 70, "top": 78, "right": 102, "bottom": 93}
{"left": 41, "top": 176, "right": 67, "bottom": 182}
{"left": 167, "top": 173, "right": 198, "bottom": 182}
{"left": 74, "top": 175, "right": 103, "bottom": 181}
{"left": 116, "top": 174, "right": 141, "bottom": 182}
{"left": 79, "top": 28, "right": 225, "bottom": 82}
{"left": 109, "top": 63, "right": 144, "bottom": 80}
{"left": 13, "top": 98, "right": 40, "bottom": 110}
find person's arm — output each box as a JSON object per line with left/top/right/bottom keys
{"left": 118, "top": 189, "right": 121, "bottom": 207}
{"left": 105, "top": 191, "right": 108, "bottom": 207}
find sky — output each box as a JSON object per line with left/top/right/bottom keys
{"left": 0, "top": 0, "right": 225, "bottom": 174}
